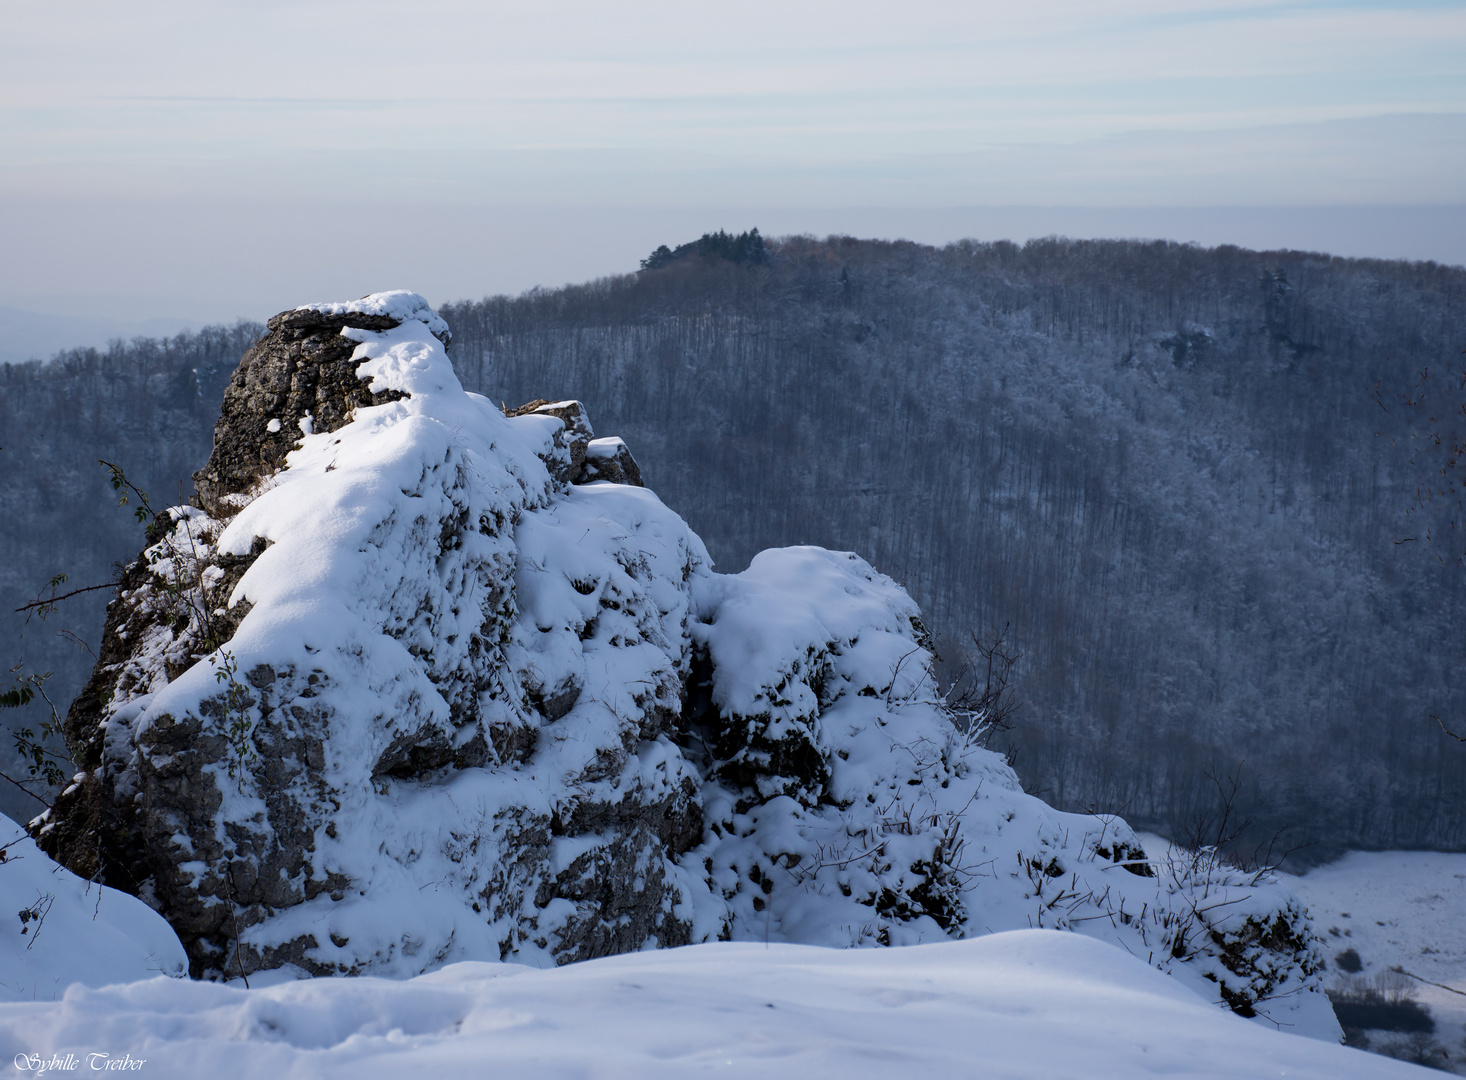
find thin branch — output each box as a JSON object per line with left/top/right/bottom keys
{"left": 14, "top": 580, "right": 121, "bottom": 614}
{"left": 0, "top": 769, "right": 50, "bottom": 808}
{"left": 223, "top": 865, "right": 251, "bottom": 989}
{"left": 98, "top": 458, "right": 158, "bottom": 521}
{"left": 57, "top": 629, "right": 97, "bottom": 660}
{"left": 1392, "top": 966, "right": 1466, "bottom": 997}
{"left": 1434, "top": 715, "right": 1466, "bottom": 743}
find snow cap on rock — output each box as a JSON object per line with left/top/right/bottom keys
{"left": 297, "top": 290, "right": 451, "bottom": 345}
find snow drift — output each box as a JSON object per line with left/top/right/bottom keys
{"left": 28, "top": 292, "right": 1335, "bottom": 1036}
{"left": 3, "top": 932, "right": 1416, "bottom": 1079}
{"left": 1, "top": 816, "right": 186, "bottom": 1002}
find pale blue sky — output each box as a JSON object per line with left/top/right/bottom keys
{"left": 1, "top": 0, "right": 1463, "bottom": 337}
{"left": 6, "top": 0, "right": 1464, "bottom": 202}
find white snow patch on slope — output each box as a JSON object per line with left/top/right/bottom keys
{"left": 0, "top": 814, "right": 187, "bottom": 1003}
{"left": 0, "top": 931, "right": 1419, "bottom": 1079}
{"left": 586, "top": 436, "right": 626, "bottom": 459}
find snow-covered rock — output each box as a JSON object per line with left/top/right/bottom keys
{"left": 28, "top": 292, "right": 1335, "bottom": 1036}
{"left": 0, "top": 813, "right": 186, "bottom": 1002}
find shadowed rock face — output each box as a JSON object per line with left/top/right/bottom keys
{"left": 582, "top": 439, "right": 645, "bottom": 487}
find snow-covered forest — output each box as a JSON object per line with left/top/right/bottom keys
{"left": 437, "top": 236, "right": 1466, "bottom": 856}
{"left": 2, "top": 235, "right": 1462, "bottom": 858}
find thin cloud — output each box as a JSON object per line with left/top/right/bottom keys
{"left": 1, "top": 0, "right": 1462, "bottom": 205}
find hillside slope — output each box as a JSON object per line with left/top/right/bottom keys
{"left": 441, "top": 235, "right": 1466, "bottom": 856}
{"left": 3, "top": 236, "right": 1462, "bottom": 856}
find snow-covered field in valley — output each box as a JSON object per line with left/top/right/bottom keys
{"left": 1283, "top": 851, "right": 1466, "bottom": 1073}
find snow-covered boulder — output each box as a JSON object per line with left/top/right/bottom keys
{"left": 29, "top": 292, "right": 1334, "bottom": 1036}
{"left": 1, "top": 813, "right": 186, "bottom": 1001}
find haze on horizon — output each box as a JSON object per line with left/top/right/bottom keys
{"left": 2, "top": 0, "right": 1464, "bottom": 354}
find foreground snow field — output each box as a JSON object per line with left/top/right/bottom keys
{"left": 0, "top": 819, "right": 186, "bottom": 1003}
{"left": 0, "top": 824, "right": 1446, "bottom": 1077}
{"left": 0, "top": 931, "right": 1427, "bottom": 1079}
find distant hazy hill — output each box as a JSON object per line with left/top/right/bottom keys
{"left": 0, "top": 306, "right": 205, "bottom": 366}
{"left": 3, "top": 236, "right": 1462, "bottom": 856}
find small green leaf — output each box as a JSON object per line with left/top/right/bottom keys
{"left": 0, "top": 687, "right": 34, "bottom": 709}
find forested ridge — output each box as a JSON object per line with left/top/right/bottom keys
{"left": 0, "top": 323, "right": 260, "bottom": 819}
{"left": 2, "top": 235, "right": 1462, "bottom": 857}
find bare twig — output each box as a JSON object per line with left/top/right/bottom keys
{"left": 943, "top": 624, "right": 1021, "bottom": 743}
{"left": 18, "top": 892, "right": 55, "bottom": 949}
{"left": 56, "top": 629, "right": 97, "bottom": 659}
{"left": 1391, "top": 966, "right": 1466, "bottom": 997}
{"left": 222, "top": 865, "right": 251, "bottom": 989}
{"left": 1434, "top": 715, "right": 1466, "bottom": 743}
{"left": 14, "top": 580, "right": 121, "bottom": 614}
{"left": 0, "top": 769, "right": 50, "bottom": 807}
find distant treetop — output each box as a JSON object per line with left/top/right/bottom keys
{"left": 640, "top": 228, "right": 768, "bottom": 272}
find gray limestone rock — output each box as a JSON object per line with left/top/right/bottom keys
{"left": 31, "top": 301, "right": 701, "bottom": 979}
{"left": 504, "top": 398, "right": 595, "bottom": 486}
{"left": 192, "top": 308, "right": 420, "bottom": 516}
{"left": 581, "top": 437, "right": 645, "bottom": 487}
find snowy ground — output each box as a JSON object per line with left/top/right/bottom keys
{"left": 0, "top": 818, "right": 186, "bottom": 1004}
{"left": 1282, "top": 851, "right": 1466, "bottom": 1073}
{"left": 0, "top": 931, "right": 1428, "bottom": 1079}
{"left": 1, "top": 812, "right": 1453, "bottom": 1077}
{"left": 1135, "top": 835, "right": 1466, "bottom": 1073}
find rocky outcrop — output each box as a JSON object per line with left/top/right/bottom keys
{"left": 499, "top": 400, "right": 643, "bottom": 488}
{"left": 191, "top": 304, "right": 431, "bottom": 517}
{"left": 30, "top": 291, "right": 1333, "bottom": 1035}
{"left": 582, "top": 438, "right": 644, "bottom": 486}
{"left": 502, "top": 399, "right": 594, "bottom": 486}
{"left": 35, "top": 293, "right": 703, "bottom": 977}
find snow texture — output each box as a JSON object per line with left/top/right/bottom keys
{"left": 0, "top": 931, "right": 1418, "bottom": 1079}
{"left": 28, "top": 292, "right": 1336, "bottom": 1038}
{"left": 0, "top": 814, "right": 186, "bottom": 1002}
{"left": 1285, "top": 851, "right": 1466, "bottom": 1071}
{"left": 296, "top": 290, "right": 450, "bottom": 344}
